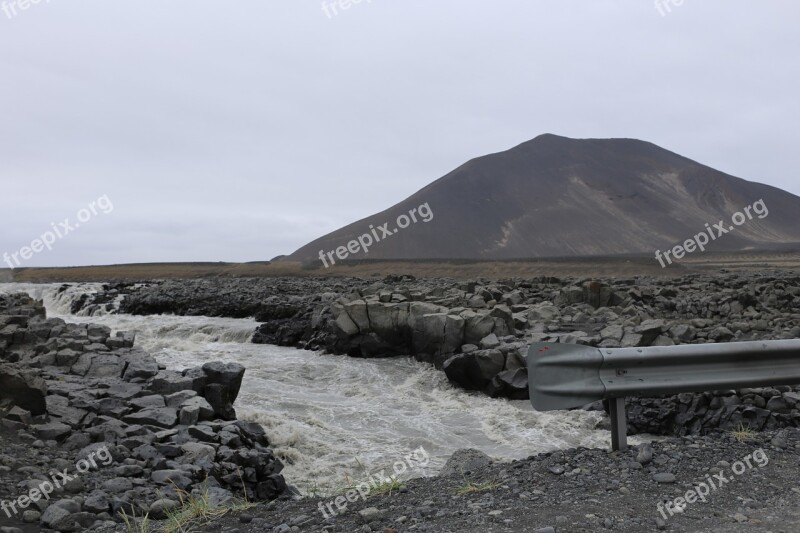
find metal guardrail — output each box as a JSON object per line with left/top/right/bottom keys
{"left": 527, "top": 339, "right": 800, "bottom": 451}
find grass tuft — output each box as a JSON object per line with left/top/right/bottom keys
{"left": 454, "top": 479, "right": 501, "bottom": 495}
{"left": 119, "top": 508, "right": 151, "bottom": 533}
{"left": 118, "top": 472, "right": 257, "bottom": 533}
{"left": 730, "top": 423, "right": 758, "bottom": 442}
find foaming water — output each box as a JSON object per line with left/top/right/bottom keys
{"left": 1, "top": 283, "right": 619, "bottom": 494}
{"left": 0, "top": 282, "right": 113, "bottom": 316}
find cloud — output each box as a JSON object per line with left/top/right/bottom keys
{"left": 1, "top": 1, "right": 798, "bottom": 266}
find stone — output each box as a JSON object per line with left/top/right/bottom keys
{"left": 600, "top": 324, "right": 624, "bottom": 341}
{"left": 202, "top": 362, "right": 245, "bottom": 420}
{"left": 438, "top": 448, "right": 492, "bottom": 477}
{"left": 669, "top": 324, "right": 696, "bottom": 343}
{"left": 105, "top": 381, "right": 143, "bottom": 399}
{"left": 620, "top": 331, "right": 644, "bottom": 348}
{"left": 151, "top": 371, "right": 198, "bottom": 395}
{"left": 102, "top": 477, "right": 133, "bottom": 493}
{"left": 121, "top": 352, "right": 160, "bottom": 380}
{"left": 766, "top": 396, "right": 790, "bottom": 414}
{"left": 443, "top": 349, "right": 505, "bottom": 391}
{"left": 40, "top": 499, "right": 91, "bottom": 531}
{"left": 485, "top": 368, "right": 528, "bottom": 399}
{"left": 528, "top": 303, "right": 560, "bottom": 323}
{"left": 358, "top": 507, "right": 385, "bottom": 523}
{"left": 149, "top": 498, "right": 180, "bottom": 519}
{"left": 4, "top": 406, "right": 32, "bottom": 425}
{"left": 179, "top": 405, "right": 200, "bottom": 426}
{"left": 180, "top": 442, "right": 216, "bottom": 463}
{"left": 181, "top": 396, "right": 215, "bottom": 421}
{"left": 188, "top": 425, "right": 218, "bottom": 442}
{"left": 33, "top": 421, "right": 72, "bottom": 441}
{"left": 123, "top": 407, "right": 178, "bottom": 428}
{"left": 634, "top": 319, "right": 666, "bottom": 345}
{"left": 708, "top": 326, "right": 735, "bottom": 342}
{"left": 653, "top": 472, "right": 676, "bottom": 483}
{"left": 72, "top": 353, "right": 124, "bottom": 378}
{"left": 129, "top": 395, "right": 166, "bottom": 410}
{"left": 0, "top": 363, "right": 47, "bottom": 415}
{"left": 636, "top": 445, "right": 653, "bottom": 465}
{"left": 480, "top": 333, "right": 501, "bottom": 349}
{"left": 151, "top": 469, "right": 193, "bottom": 490}
{"left": 83, "top": 491, "right": 111, "bottom": 514}
{"left": 164, "top": 390, "right": 198, "bottom": 408}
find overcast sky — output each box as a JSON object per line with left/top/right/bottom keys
{"left": 1, "top": 1, "right": 798, "bottom": 267}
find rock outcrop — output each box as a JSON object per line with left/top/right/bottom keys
{"left": 75, "top": 272, "right": 800, "bottom": 438}
{"left": 0, "top": 293, "right": 286, "bottom": 531}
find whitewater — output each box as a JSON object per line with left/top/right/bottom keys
{"left": 0, "top": 282, "right": 616, "bottom": 495}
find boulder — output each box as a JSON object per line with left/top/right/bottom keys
{"left": 0, "top": 363, "right": 47, "bottom": 415}
{"left": 634, "top": 319, "right": 666, "bottom": 345}
{"left": 181, "top": 396, "right": 215, "bottom": 421}
{"left": 442, "top": 349, "right": 505, "bottom": 391}
{"left": 123, "top": 407, "right": 178, "bottom": 428}
{"left": 438, "top": 448, "right": 493, "bottom": 477}
{"left": 485, "top": 368, "right": 529, "bottom": 399}
{"left": 33, "top": 421, "right": 72, "bottom": 440}
{"left": 202, "top": 362, "right": 245, "bottom": 420}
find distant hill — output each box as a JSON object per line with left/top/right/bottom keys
{"left": 289, "top": 134, "right": 800, "bottom": 262}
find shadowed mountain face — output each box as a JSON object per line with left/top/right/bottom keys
{"left": 289, "top": 134, "right": 800, "bottom": 262}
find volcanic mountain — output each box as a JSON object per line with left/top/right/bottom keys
{"left": 289, "top": 134, "right": 800, "bottom": 262}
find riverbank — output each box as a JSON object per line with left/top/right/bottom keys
{"left": 197, "top": 428, "right": 800, "bottom": 532}
{"left": 0, "top": 293, "right": 288, "bottom": 532}
{"left": 2, "top": 270, "right": 799, "bottom": 531}
{"left": 71, "top": 270, "right": 800, "bottom": 439}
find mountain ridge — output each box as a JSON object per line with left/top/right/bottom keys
{"left": 288, "top": 134, "right": 800, "bottom": 262}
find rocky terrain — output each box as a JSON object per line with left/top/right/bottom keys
{"left": 0, "top": 293, "right": 287, "bottom": 532}
{"left": 3, "top": 271, "right": 800, "bottom": 531}
{"left": 198, "top": 428, "right": 800, "bottom": 533}
{"left": 73, "top": 271, "right": 800, "bottom": 439}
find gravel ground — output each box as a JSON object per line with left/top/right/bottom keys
{"left": 195, "top": 429, "right": 800, "bottom": 533}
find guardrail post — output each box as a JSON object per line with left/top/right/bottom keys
{"left": 608, "top": 397, "right": 627, "bottom": 451}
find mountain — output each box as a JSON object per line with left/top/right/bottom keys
{"left": 288, "top": 134, "right": 800, "bottom": 263}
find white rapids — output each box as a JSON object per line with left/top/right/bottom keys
{"left": 0, "top": 282, "right": 619, "bottom": 494}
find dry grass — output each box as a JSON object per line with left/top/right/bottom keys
{"left": 730, "top": 423, "right": 759, "bottom": 442}
{"left": 4, "top": 250, "right": 799, "bottom": 283}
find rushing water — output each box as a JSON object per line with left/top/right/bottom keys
{"left": 0, "top": 282, "right": 621, "bottom": 494}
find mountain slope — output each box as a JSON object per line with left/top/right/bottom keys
{"left": 289, "top": 134, "right": 800, "bottom": 261}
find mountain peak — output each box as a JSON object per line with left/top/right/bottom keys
{"left": 289, "top": 138, "right": 800, "bottom": 262}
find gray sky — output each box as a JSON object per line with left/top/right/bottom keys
{"left": 1, "top": 1, "right": 798, "bottom": 267}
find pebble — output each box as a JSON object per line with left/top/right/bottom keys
{"left": 652, "top": 472, "right": 676, "bottom": 483}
